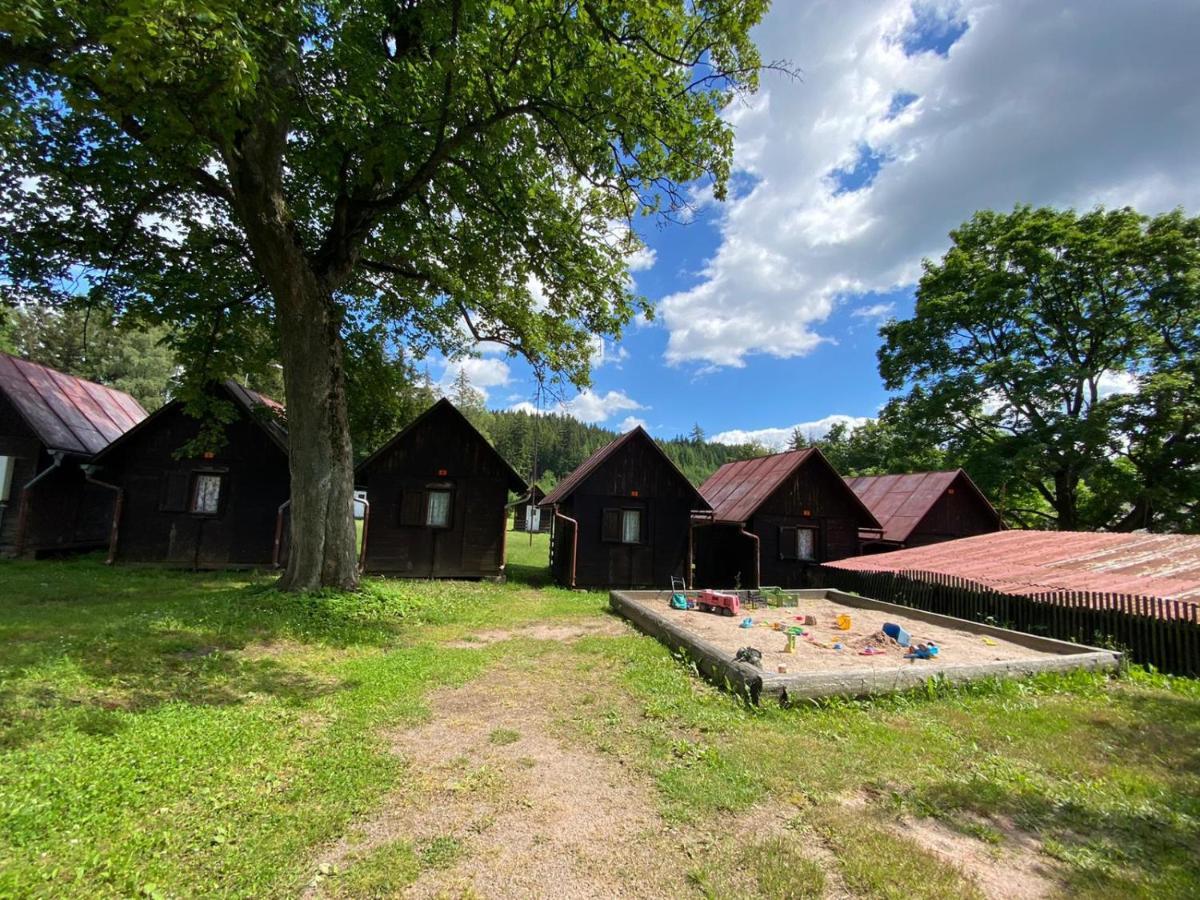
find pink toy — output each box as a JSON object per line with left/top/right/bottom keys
{"left": 696, "top": 589, "right": 740, "bottom": 617}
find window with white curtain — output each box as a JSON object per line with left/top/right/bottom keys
{"left": 621, "top": 508, "right": 642, "bottom": 544}
{"left": 190, "top": 473, "right": 222, "bottom": 514}
{"left": 0, "top": 456, "right": 15, "bottom": 503}
{"left": 426, "top": 489, "right": 452, "bottom": 527}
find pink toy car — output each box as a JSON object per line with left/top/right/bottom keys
{"left": 696, "top": 589, "right": 740, "bottom": 616}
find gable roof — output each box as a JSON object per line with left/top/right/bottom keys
{"left": 699, "top": 448, "right": 881, "bottom": 528}
{"left": 845, "top": 469, "right": 1000, "bottom": 544}
{"left": 91, "top": 380, "right": 288, "bottom": 462}
{"left": 356, "top": 397, "right": 525, "bottom": 492}
{"left": 826, "top": 530, "right": 1200, "bottom": 604}
{"left": 540, "top": 426, "right": 707, "bottom": 508}
{"left": 0, "top": 352, "right": 148, "bottom": 456}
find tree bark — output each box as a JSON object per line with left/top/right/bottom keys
{"left": 223, "top": 121, "right": 360, "bottom": 592}
{"left": 1053, "top": 469, "right": 1079, "bottom": 531}
{"left": 274, "top": 274, "right": 360, "bottom": 592}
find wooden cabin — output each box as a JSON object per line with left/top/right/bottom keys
{"left": 356, "top": 398, "right": 525, "bottom": 579}
{"left": 539, "top": 427, "right": 710, "bottom": 589}
{"left": 511, "top": 484, "right": 550, "bottom": 532}
{"left": 0, "top": 353, "right": 148, "bottom": 557}
{"left": 845, "top": 469, "right": 1002, "bottom": 553}
{"left": 694, "top": 448, "right": 881, "bottom": 589}
{"left": 91, "top": 381, "right": 289, "bottom": 568}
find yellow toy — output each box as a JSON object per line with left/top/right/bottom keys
{"left": 836, "top": 614, "right": 852, "bottom": 631}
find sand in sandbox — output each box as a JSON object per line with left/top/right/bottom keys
{"left": 665, "top": 596, "right": 1049, "bottom": 673}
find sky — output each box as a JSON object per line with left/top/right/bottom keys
{"left": 436, "top": 0, "right": 1200, "bottom": 450}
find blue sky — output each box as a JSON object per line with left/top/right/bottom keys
{"left": 439, "top": 0, "right": 1200, "bottom": 449}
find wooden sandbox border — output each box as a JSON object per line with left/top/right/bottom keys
{"left": 610, "top": 589, "right": 1121, "bottom": 705}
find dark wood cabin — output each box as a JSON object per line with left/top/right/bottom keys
{"left": 356, "top": 399, "right": 526, "bottom": 579}
{"left": 511, "top": 484, "right": 550, "bottom": 532}
{"left": 844, "top": 469, "right": 1002, "bottom": 554}
{"left": 90, "top": 381, "right": 289, "bottom": 568}
{"left": 0, "top": 353, "right": 147, "bottom": 558}
{"left": 539, "top": 427, "right": 710, "bottom": 589}
{"left": 694, "top": 448, "right": 881, "bottom": 589}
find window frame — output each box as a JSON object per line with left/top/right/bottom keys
{"left": 424, "top": 487, "right": 453, "bottom": 529}
{"left": 602, "top": 506, "right": 646, "bottom": 545}
{"left": 0, "top": 455, "right": 15, "bottom": 504}
{"left": 188, "top": 471, "right": 225, "bottom": 516}
{"left": 779, "top": 524, "right": 819, "bottom": 562}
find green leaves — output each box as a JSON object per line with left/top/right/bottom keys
{"left": 879, "top": 205, "right": 1200, "bottom": 531}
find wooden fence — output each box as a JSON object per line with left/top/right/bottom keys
{"left": 807, "top": 565, "right": 1200, "bottom": 677}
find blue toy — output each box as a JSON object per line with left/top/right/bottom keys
{"left": 882, "top": 622, "right": 911, "bottom": 647}
{"left": 740, "top": 617, "right": 754, "bottom": 628}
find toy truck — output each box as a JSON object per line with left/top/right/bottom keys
{"left": 696, "top": 589, "right": 740, "bottom": 617}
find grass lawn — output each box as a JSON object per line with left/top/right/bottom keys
{"left": 1, "top": 527, "right": 1197, "bottom": 898}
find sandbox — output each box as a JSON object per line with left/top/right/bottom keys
{"left": 610, "top": 588, "right": 1120, "bottom": 704}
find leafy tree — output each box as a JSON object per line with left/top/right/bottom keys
{"left": 880, "top": 205, "right": 1200, "bottom": 532}
{"left": 1, "top": 1, "right": 774, "bottom": 589}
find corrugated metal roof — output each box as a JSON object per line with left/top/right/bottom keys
{"left": 540, "top": 426, "right": 706, "bottom": 508}
{"left": 0, "top": 352, "right": 148, "bottom": 456}
{"left": 826, "top": 530, "right": 1200, "bottom": 602}
{"left": 845, "top": 469, "right": 999, "bottom": 543}
{"left": 699, "top": 448, "right": 882, "bottom": 528}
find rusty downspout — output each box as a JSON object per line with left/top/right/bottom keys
{"left": 357, "top": 497, "right": 371, "bottom": 572}
{"left": 689, "top": 516, "right": 715, "bottom": 589}
{"left": 739, "top": 524, "right": 761, "bottom": 589}
{"left": 272, "top": 499, "right": 291, "bottom": 569}
{"left": 553, "top": 507, "right": 578, "bottom": 588}
{"left": 14, "top": 451, "right": 64, "bottom": 557}
{"left": 82, "top": 466, "right": 123, "bottom": 565}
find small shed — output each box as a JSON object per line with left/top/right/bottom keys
{"left": 91, "top": 381, "right": 289, "bottom": 568}
{"left": 845, "top": 469, "right": 1002, "bottom": 553}
{"left": 0, "top": 353, "right": 147, "bottom": 557}
{"left": 539, "top": 426, "right": 710, "bottom": 589}
{"left": 356, "top": 398, "right": 525, "bottom": 579}
{"left": 511, "top": 484, "right": 550, "bottom": 532}
{"left": 695, "top": 448, "right": 881, "bottom": 589}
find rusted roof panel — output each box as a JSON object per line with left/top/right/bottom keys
{"left": 0, "top": 352, "right": 148, "bottom": 456}
{"left": 826, "top": 531, "right": 1200, "bottom": 603}
{"left": 698, "top": 448, "right": 881, "bottom": 529}
{"left": 845, "top": 470, "right": 998, "bottom": 543}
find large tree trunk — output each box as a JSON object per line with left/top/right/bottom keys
{"left": 224, "top": 123, "right": 360, "bottom": 592}
{"left": 1053, "top": 469, "right": 1079, "bottom": 531}
{"left": 275, "top": 273, "right": 360, "bottom": 592}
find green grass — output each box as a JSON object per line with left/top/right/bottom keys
{"left": 1, "top": 540, "right": 1198, "bottom": 898}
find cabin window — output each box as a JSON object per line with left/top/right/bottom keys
{"left": 780, "top": 525, "right": 817, "bottom": 561}
{"left": 190, "top": 473, "right": 223, "bottom": 515}
{"left": 0, "top": 455, "right": 14, "bottom": 503}
{"left": 602, "top": 507, "right": 644, "bottom": 544}
{"left": 426, "top": 489, "right": 452, "bottom": 528}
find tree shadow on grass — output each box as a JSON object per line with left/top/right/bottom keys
{"left": 0, "top": 565, "right": 423, "bottom": 751}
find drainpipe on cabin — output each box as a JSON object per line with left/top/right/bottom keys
{"left": 688, "top": 514, "right": 716, "bottom": 589}
{"left": 82, "top": 465, "right": 124, "bottom": 565}
{"left": 14, "top": 451, "right": 64, "bottom": 557}
{"left": 357, "top": 497, "right": 371, "bottom": 572}
{"left": 553, "top": 506, "right": 578, "bottom": 588}
{"left": 738, "top": 524, "right": 761, "bottom": 589}
{"left": 272, "top": 499, "right": 291, "bottom": 569}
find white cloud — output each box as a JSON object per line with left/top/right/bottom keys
{"left": 851, "top": 302, "right": 896, "bottom": 320}
{"left": 438, "top": 357, "right": 512, "bottom": 400}
{"left": 618, "top": 415, "right": 649, "bottom": 432}
{"left": 627, "top": 245, "right": 658, "bottom": 272}
{"left": 661, "top": 0, "right": 1200, "bottom": 369}
{"left": 712, "top": 414, "right": 871, "bottom": 451}
{"left": 509, "top": 388, "right": 646, "bottom": 425}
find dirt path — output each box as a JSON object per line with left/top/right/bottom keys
{"left": 309, "top": 654, "right": 690, "bottom": 899}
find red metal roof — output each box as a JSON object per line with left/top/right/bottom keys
{"left": 540, "top": 426, "right": 705, "bottom": 508}
{"left": 826, "top": 530, "right": 1200, "bottom": 603}
{"left": 845, "top": 469, "right": 999, "bottom": 543}
{"left": 0, "top": 352, "right": 148, "bottom": 456}
{"left": 699, "top": 448, "right": 881, "bottom": 528}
